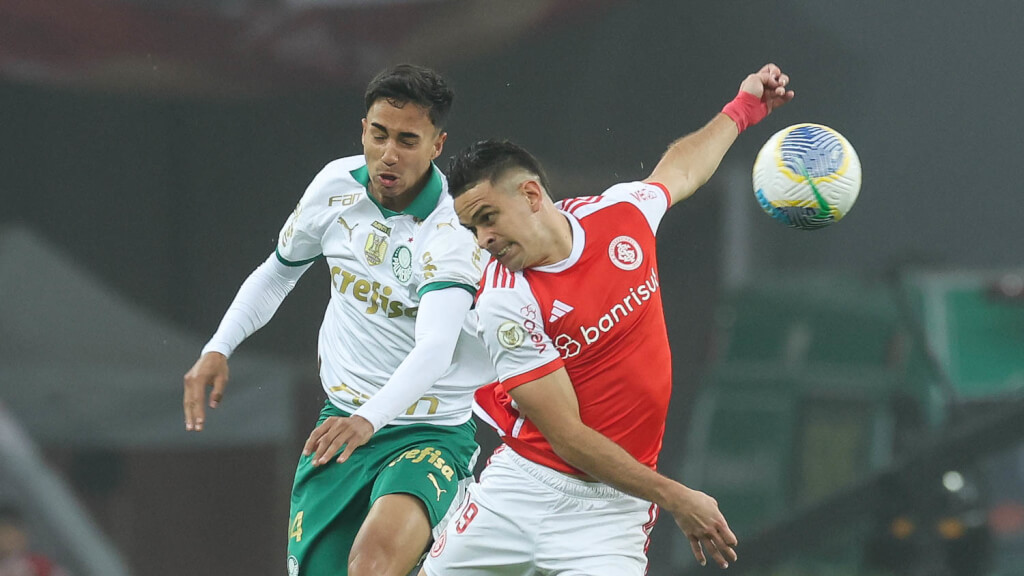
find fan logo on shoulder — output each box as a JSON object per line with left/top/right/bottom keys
{"left": 287, "top": 555, "right": 299, "bottom": 576}
{"left": 608, "top": 236, "right": 642, "bottom": 270}
{"left": 391, "top": 245, "right": 413, "bottom": 284}
{"left": 497, "top": 321, "right": 526, "bottom": 349}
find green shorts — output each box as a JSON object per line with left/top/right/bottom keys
{"left": 286, "top": 401, "right": 478, "bottom": 576}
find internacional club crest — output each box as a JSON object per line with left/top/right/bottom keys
{"left": 608, "top": 235, "right": 642, "bottom": 271}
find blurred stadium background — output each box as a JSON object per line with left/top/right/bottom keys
{"left": 2, "top": 1, "right": 1023, "bottom": 575}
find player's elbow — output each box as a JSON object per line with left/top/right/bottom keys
{"left": 542, "top": 421, "right": 590, "bottom": 462}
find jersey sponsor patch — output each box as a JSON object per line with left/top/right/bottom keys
{"left": 365, "top": 231, "right": 388, "bottom": 265}
{"left": 608, "top": 235, "right": 643, "bottom": 270}
{"left": 630, "top": 185, "right": 663, "bottom": 203}
{"left": 387, "top": 446, "right": 456, "bottom": 481}
{"left": 569, "top": 268, "right": 659, "bottom": 347}
{"left": 497, "top": 321, "right": 526, "bottom": 349}
{"left": 553, "top": 333, "right": 581, "bottom": 359}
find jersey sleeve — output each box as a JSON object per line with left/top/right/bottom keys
{"left": 276, "top": 164, "right": 338, "bottom": 266}
{"left": 475, "top": 269, "right": 564, "bottom": 390}
{"left": 414, "top": 221, "right": 485, "bottom": 297}
{"left": 600, "top": 181, "right": 671, "bottom": 234}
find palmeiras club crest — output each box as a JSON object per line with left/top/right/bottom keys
{"left": 391, "top": 245, "right": 413, "bottom": 284}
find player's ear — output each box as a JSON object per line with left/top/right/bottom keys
{"left": 431, "top": 131, "right": 447, "bottom": 160}
{"left": 520, "top": 179, "right": 544, "bottom": 212}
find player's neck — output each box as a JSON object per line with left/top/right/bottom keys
{"left": 531, "top": 210, "right": 574, "bottom": 268}
{"left": 369, "top": 170, "right": 430, "bottom": 213}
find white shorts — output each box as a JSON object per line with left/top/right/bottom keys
{"left": 422, "top": 445, "right": 659, "bottom": 576}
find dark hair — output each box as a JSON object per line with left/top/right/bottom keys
{"left": 364, "top": 64, "right": 454, "bottom": 130}
{"left": 447, "top": 140, "right": 551, "bottom": 198}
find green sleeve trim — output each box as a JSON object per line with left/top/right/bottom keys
{"left": 418, "top": 281, "right": 477, "bottom": 298}
{"left": 275, "top": 247, "right": 322, "bottom": 267}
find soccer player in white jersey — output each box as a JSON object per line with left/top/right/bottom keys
{"left": 420, "top": 64, "right": 794, "bottom": 575}
{"left": 182, "top": 64, "right": 494, "bottom": 576}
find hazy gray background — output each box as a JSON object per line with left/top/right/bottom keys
{"left": 2, "top": 1, "right": 1021, "bottom": 574}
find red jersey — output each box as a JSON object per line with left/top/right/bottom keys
{"left": 473, "top": 181, "right": 673, "bottom": 475}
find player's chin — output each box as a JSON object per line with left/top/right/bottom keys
{"left": 500, "top": 255, "right": 527, "bottom": 273}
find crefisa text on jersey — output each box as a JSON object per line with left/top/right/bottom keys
{"left": 330, "top": 265, "right": 416, "bottom": 318}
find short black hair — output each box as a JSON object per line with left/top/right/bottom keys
{"left": 364, "top": 64, "right": 454, "bottom": 130}
{"left": 447, "top": 140, "right": 551, "bottom": 198}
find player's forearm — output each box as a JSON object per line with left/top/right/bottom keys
{"left": 350, "top": 341, "right": 452, "bottom": 432}
{"left": 201, "top": 254, "right": 306, "bottom": 357}
{"left": 654, "top": 114, "right": 740, "bottom": 206}
{"left": 352, "top": 287, "right": 473, "bottom": 431}
{"left": 547, "top": 421, "right": 687, "bottom": 507}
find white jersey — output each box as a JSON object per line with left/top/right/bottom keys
{"left": 277, "top": 155, "right": 494, "bottom": 425}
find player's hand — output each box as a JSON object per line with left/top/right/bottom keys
{"left": 183, "top": 352, "right": 229, "bottom": 432}
{"left": 740, "top": 62, "right": 794, "bottom": 114}
{"left": 303, "top": 415, "right": 374, "bottom": 466}
{"left": 667, "top": 487, "right": 738, "bottom": 569}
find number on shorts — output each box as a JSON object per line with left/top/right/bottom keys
{"left": 289, "top": 511, "right": 304, "bottom": 542}
{"left": 455, "top": 502, "right": 479, "bottom": 534}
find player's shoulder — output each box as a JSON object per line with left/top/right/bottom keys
{"left": 311, "top": 155, "right": 366, "bottom": 188}
{"left": 296, "top": 155, "right": 367, "bottom": 210}
{"left": 420, "top": 191, "right": 458, "bottom": 226}
{"left": 321, "top": 154, "right": 367, "bottom": 175}
{"left": 557, "top": 182, "right": 667, "bottom": 229}
{"left": 416, "top": 193, "right": 475, "bottom": 246}
{"left": 477, "top": 259, "right": 529, "bottom": 300}
{"left": 557, "top": 181, "right": 669, "bottom": 219}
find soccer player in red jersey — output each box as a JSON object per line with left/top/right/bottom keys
{"left": 420, "top": 64, "right": 794, "bottom": 575}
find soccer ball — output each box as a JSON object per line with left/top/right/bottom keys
{"left": 752, "top": 123, "right": 861, "bottom": 230}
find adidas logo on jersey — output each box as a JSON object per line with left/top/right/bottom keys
{"left": 548, "top": 300, "right": 574, "bottom": 322}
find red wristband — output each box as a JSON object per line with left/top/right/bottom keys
{"left": 721, "top": 90, "right": 767, "bottom": 134}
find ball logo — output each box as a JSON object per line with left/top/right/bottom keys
{"left": 287, "top": 555, "right": 300, "bottom": 576}
{"left": 497, "top": 321, "right": 526, "bottom": 349}
{"left": 608, "top": 236, "right": 642, "bottom": 270}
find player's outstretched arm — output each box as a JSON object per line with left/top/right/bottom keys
{"left": 508, "top": 369, "right": 738, "bottom": 569}
{"left": 645, "top": 63, "right": 794, "bottom": 207}
{"left": 183, "top": 253, "right": 309, "bottom": 431}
